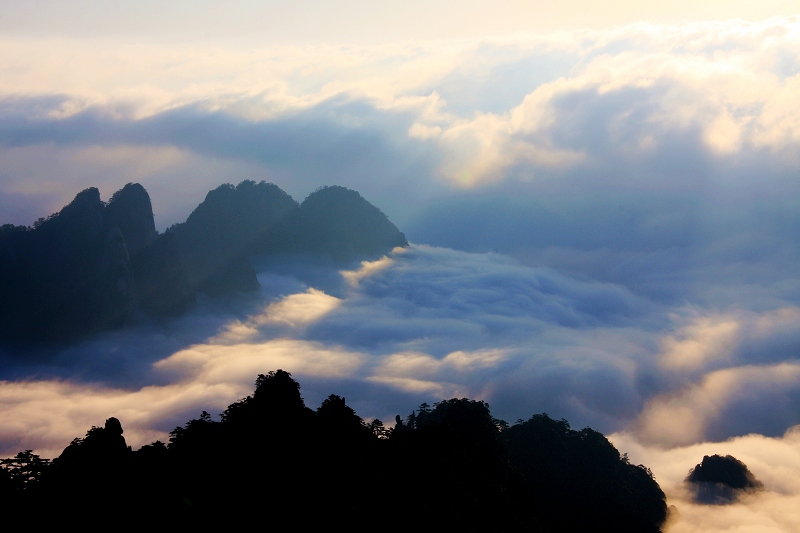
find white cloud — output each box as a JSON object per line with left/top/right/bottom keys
{"left": 0, "top": 338, "right": 367, "bottom": 458}
{"left": 659, "top": 315, "right": 741, "bottom": 371}
{"left": 611, "top": 427, "right": 800, "bottom": 533}
{"left": 2, "top": 17, "right": 800, "bottom": 228}
{"left": 1, "top": 244, "right": 799, "bottom": 478}
{"left": 632, "top": 363, "right": 800, "bottom": 447}
{"left": 367, "top": 348, "right": 508, "bottom": 396}
{"left": 341, "top": 254, "right": 398, "bottom": 288}
{"left": 216, "top": 288, "right": 342, "bottom": 343}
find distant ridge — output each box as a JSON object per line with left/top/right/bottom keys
{"left": 0, "top": 181, "right": 407, "bottom": 350}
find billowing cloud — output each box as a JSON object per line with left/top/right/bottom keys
{"left": 611, "top": 428, "right": 800, "bottom": 532}
{"left": 0, "top": 338, "right": 366, "bottom": 458}
{"left": 215, "top": 288, "right": 342, "bottom": 343}
{"left": 632, "top": 363, "right": 800, "bottom": 447}
{"left": 3, "top": 17, "right": 800, "bottom": 231}
{"left": 2, "top": 1, "right": 797, "bottom": 43}
{"left": 3, "top": 245, "right": 800, "bottom": 460}
{"left": 659, "top": 316, "right": 741, "bottom": 371}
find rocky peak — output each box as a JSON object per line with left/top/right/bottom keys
{"left": 50, "top": 187, "right": 105, "bottom": 241}
{"left": 290, "top": 185, "right": 408, "bottom": 258}
{"left": 104, "top": 183, "right": 157, "bottom": 256}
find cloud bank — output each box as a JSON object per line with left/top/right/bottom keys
{"left": 3, "top": 247, "right": 800, "bottom": 457}
{"left": 1, "top": 16, "right": 799, "bottom": 230}
{"left": 612, "top": 428, "right": 800, "bottom": 532}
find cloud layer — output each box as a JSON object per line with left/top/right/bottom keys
{"left": 2, "top": 16, "right": 799, "bottom": 230}
{"left": 612, "top": 428, "right": 800, "bottom": 532}
{"left": 3, "top": 246, "right": 800, "bottom": 458}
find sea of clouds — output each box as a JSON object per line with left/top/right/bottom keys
{"left": 1, "top": 14, "right": 800, "bottom": 531}
{"left": 0, "top": 246, "right": 799, "bottom": 530}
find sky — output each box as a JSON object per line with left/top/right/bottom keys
{"left": 2, "top": 2, "right": 800, "bottom": 530}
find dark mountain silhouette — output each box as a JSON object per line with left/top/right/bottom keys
{"left": 135, "top": 181, "right": 406, "bottom": 313}
{"left": 104, "top": 183, "right": 158, "bottom": 255}
{"left": 158, "top": 180, "right": 297, "bottom": 298}
{"left": 0, "top": 186, "right": 147, "bottom": 347}
{"left": 0, "top": 181, "right": 407, "bottom": 350}
{"left": 685, "top": 454, "right": 764, "bottom": 504}
{"left": 129, "top": 229, "right": 195, "bottom": 316}
{"left": 388, "top": 398, "right": 522, "bottom": 531}
{"left": 1, "top": 371, "right": 668, "bottom": 531}
{"left": 502, "top": 414, "right": 667, "bottom": 532}
{"left": 262, "top": 185, "right": 410, "bottom": 258}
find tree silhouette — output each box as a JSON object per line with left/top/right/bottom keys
{"left": 368, "top": 419, "right": 391, "bottom": 439}
{"left": 385, "top": 398, "right": 522, "bottom": 531}
{"left": 0, "top": 450, "right": 50, "bottom": 491}
{"left": 502, "top": 414, "right": 667, "bottom": 533}
{"left": 1, "top": 371, "right": 669, "bottom": 532}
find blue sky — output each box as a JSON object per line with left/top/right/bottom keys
{"left": 2, "top": 3, "right": 800, "bottom": 530}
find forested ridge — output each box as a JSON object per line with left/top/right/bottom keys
{"left": 0, "top": 370, "right": 667, "bottom": 531}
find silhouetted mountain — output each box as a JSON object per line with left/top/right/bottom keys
{"left": 0, "top": 180, "right": 407, "bottom": 350}
{"left": 133, "top": 181, "right": 406, "bottom": 315}
{"left": 104, "top": 183, "right": 157, "bottom": 255}
{"left": 0, "top": 187, "right": 145, "bottom": 347}
{"left": 1, "top": 371, "right": 668, "bottom": 531}
{"left": 503, "top": 414, "right": 667, "bottom": 532}
{"left": 685, "top": 454, "right": 764, "bottom": 504}
{"left": 263, "top": 185, "right": 409, "bottom": 259}
{"left": 130, "top": 230, "right": 195, "bottom": 316}
{"left": 129, "top": 181, "right": 289, "bottom": 313}
{"left": 162, "top": 180, "right": 297, "bottom": 297}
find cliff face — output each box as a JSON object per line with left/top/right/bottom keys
{"left": 174, "top": 180, "right": 298, "bottom": 257}
{"left": 104, "top": 183, "right": 157, "bottom": 256}
{"left": 165, "top": 180, "right": 298, "bottom": 297}
{"left": 0, "top": 185, "right": 154, "bottom": 347}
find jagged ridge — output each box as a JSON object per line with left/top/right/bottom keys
{"left": 0, "top": 181, "right": 408, "bottom": 349}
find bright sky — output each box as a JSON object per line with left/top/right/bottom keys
{"left": 1, "top": 0, "right": 798, "bottom": 42}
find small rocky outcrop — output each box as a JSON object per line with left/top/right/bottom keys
{"left": 56, "top": 417, "right": 130, "bottom": 465}
{"left": 685, "top": 454, "right": 764, "bottom": 504}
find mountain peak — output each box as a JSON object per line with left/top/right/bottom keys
{"left": 287, "top": 185, "right": 408, "bottom": 259}
{"left": 104, "top": 182, "right": 157, "bottom": 256}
